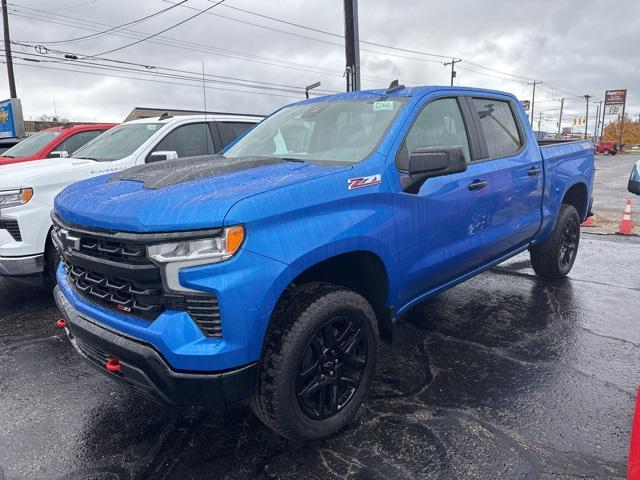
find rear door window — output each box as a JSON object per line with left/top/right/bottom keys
{"left": 55, "top": 130, "right": 104, "bottom": 156}
{"left": 471, "top": 98, "right": 523, "bottom": 158}
{"left": 217, "top": 122, "right": 255, "bottom": 148}
{"left": 151, "top": 123, "right": 214, "bottom": 158}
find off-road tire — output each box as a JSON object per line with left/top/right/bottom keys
{"left": 44, "top": 236, "right": 60, "bottom": 287}
{"left": 530, "top": 204, "right": 580, "bottom": 279}
{"left": 250, "top": 283, "right": 378, "bottom": 442}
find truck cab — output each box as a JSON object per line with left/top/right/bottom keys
{"left": 0, "top": 113, "right": 262, "bottom": 282}
{"left": 52, "top": 85, "right": 594, "bottom": 442}
{"left": 0, "top": 123, "right": 117, "bottom": 166}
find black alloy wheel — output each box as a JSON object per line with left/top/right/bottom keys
{"left": 296, "top": 316, "right": 368, "bottom": 420}
{"left": 559, "top": 216, "right": 579, "bottom": 270}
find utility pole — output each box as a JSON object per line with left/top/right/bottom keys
{"left": 600, "top": 101, "right": 607, "bottom": 139}
{"left": 583, "top": 95, "right": 591, "bottom": 140}
{"left": 1, "top": 0, "right": 17, "bottom": 98}
{"left": 593, "top": 101, "right": 603, "bottom": 141}
{"left": 557, "top": 98, "right": 565, "bottom": 138}
{"left": 618, "top": 99, "right": 626, "bottom": 147}
{"left": 537, "top": 112, "right": 543, "bottom": 133}
{"left": 443, "top": 58, "right": 462, "bottom": 86}
{"left": 528, "top": 80, "right": 543, "bottom": 127}
{"left": 343, "top": 0, "right": 360, "bottom": 92}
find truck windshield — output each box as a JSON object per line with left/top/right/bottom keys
{"left": 224, "top": 98, "right": 406, "bottom": 164}
{"left": 2, "top": 130, "right": 60, "bottom": 158}
{"left": 73, "top": 123, "right": 163, "bottom": 161}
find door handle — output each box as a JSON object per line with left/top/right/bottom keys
{"left": 468, "top": 179, "right": 488, "bottom": 191}
{"left": 528, "top": 167, "right": 542, "bottom": 176}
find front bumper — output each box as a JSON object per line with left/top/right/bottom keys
{"left": 0, "top": 253, "right": 44, "bottom": 276}
{"left": 54, "top": 286, "right": 257, "bottom": 406}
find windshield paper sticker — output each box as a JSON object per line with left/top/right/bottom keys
{"left": 373, "top": 101, "right": 394, "bottom": 111}
{"left": 348, "top": 174, "right": 382, "bottom": 190}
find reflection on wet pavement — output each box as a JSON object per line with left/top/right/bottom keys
{"left": 0, "top": 234, "right": 638, "bottom": 479}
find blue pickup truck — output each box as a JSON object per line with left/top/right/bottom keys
{"left": 52, "top": 84, "right": 594, "bottom": 441}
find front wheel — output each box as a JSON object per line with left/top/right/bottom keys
{"left": 529, "top": 204, "right": 580, "bottom": 278}
{"left": 604, "top": 150, "right": 610, "bottom": 155}
{"left": 250, "top": 284, "right": 378, "bottom": 442}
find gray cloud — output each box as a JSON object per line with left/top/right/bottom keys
{"left": 3, "top": 0, "right": 638, "bottom": 133}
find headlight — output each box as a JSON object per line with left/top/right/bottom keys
{"left": 147, "top": 225, "right": 244, "bottom": 292}
{"left": 0, "top": 188, "right": 33, "bottom": 210}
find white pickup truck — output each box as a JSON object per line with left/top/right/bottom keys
{"left": 0, "top": 113, "right": 262, "bottom": 283}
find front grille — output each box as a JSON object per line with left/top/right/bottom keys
{"left": 0, "top": 219, "right": 21, "bottom": 241}
{"left": 54, "top": 216, "right": 223, "bottom": 338}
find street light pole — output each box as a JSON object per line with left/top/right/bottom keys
{"left": 1, "top": 0, "right": 17, "bottom": 98}
{"left": 583, "top": 95, "right": 591, "bottom": 140}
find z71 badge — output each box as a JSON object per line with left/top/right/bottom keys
{"left": 348, "top": 174, "right": 382, "bottom": 190}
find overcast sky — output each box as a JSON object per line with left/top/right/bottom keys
{"left": 2, "top": 0, "right": 639, "bottom": 133}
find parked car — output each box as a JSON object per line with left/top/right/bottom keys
{"left": 0, "top": 113, "right": 262, "bottom": 283}
{"left": 0, "top": 124, "right": 117, "bottom": 166}
{"left": 596, "top": 141, "right": 617, "bottom": 155}
{"left": 52, "top": 85, "right": 594, "bottom": 441}
{"left": 0, "top": 137, "right": 23, "bottom": 154}
{"left": 629, "top": 160, "right": 640, "bottom": 195}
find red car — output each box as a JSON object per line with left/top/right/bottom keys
{"left": 0, "top": 123, "right": 116, "bottom": 166}
{"left": 596, "top": 141, "right": 617, "bottom": 155}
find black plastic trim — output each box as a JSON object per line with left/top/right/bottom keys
{"left": 52, "top": 212, "right": 223, "bottom": 244}
{"left": 55, "top": 287, "right": 254, "bottom": 405}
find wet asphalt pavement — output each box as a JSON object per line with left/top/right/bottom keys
{"left": 1, "top": 233, "right": 639, "bottom": 479}
{"left": 593, "top": 153, "right": 639, "bottom": 214}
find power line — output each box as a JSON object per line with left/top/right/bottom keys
{"left": 17, "top": 0, "right": 190, "bottom": 45}
{"left": 1, "top": 58, "right": 301, "bottom": 101}
{"left": 91, "top": 0, "right": 227, "bottom": 57}
{"left": 2, "top": 45, "right": 341, "bottom": 96}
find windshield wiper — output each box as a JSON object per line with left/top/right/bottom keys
{"left": 2, "top": 155, "right": 14, "bottom": 158}
{"left": 76, "top": 157, "right": 99, "bottom": 161}
{"left": 281, "top": 157, "right": 306, "bottom": 163}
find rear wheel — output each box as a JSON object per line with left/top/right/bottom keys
{"left": 530, "top": 204, "right": 580, "bottom": 278}
{"left": 250, "top": 283, "right": 378, "bottom": 441}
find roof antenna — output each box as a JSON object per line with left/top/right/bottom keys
{"left": 385, "top": 79, "right": 405, "bottom": 94}
{"left": 158, "top": 112, "right": 172, "bottom": 120}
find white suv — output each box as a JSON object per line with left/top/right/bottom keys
{"left": 0, "top": 113, "right": 262, "bottom": 283}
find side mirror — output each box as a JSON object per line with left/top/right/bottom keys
{"left": 48, "top": 150, "right": 69, "bottom": 159}
{"left": 401, "top": 145, "right": 467, "bottom": 193}
{"left": 147, "top": 150, "right": 178, "bottom": 163}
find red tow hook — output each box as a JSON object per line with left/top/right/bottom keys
{"left": 105, "top": 357, "right": 122, "bottom": 373}
{"left": 55, "top": 318, "right": 67, "bottom": 328}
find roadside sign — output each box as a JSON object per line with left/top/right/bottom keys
{"left": 0, "top": 98, "right": 25, "bottom": 139}
{"left": 605, "top": 89, "right": 627, "bottom": 105}
{"left": 605, "top": 104, "right": 622, "bottom": 115}
{"left": 521, "top": 100, "right": 530, "bottom": 111}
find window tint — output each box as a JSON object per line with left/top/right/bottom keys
{"left": 399, "top": 98, "right": 470, "bottom": 170}
{"left": 152, "top": 123, "right": 214, "bottom": 158}
{"left": 217, "top": 122, "right": 254, "bottom": 148}
{"left": 472, "top": 98, "right": 522, "bottom": 158}
{"left": 55, "top": 130, "right": 104, "bottom": 156}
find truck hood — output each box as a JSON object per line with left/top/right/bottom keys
{"left": 55, "top": 156, "right": 349, "bottom": 232}
{"left": 0, "top": 157, "right": 97, "bottom": 189}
